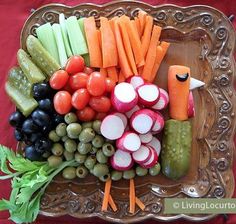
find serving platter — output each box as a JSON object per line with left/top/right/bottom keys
{"left": 19, "top": 0, "right": 236, "bottom": 222}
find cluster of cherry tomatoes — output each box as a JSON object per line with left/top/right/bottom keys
{"left": 50, "top": 56, "right": 116, "bottom": 121}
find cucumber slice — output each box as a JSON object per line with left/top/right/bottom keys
{"left": 59, "top": 13, "right": 73, "bottom": 57}
{"left": 36, "top": 23, "right": 60, "bottom": 63}
{"left": 52, "top": 24, "right": 68, "bottom": 67}
{"left": 26, "top": 35, "right": 61, "bottom": 77}
{"left": 65, "top": 16, "right": 88, "bottom": 55}
{"left": 78, "top": 18, "right": 85, "bottom": 37}
{"left": 17, "top": 49, "right": 46, "bottom": 84}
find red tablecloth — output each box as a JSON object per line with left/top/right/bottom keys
{"left": 0, "top": 0, "right": 235, "bottom": 223}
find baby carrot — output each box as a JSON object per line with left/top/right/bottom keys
{"left": 107, "top": 66, "right": 118, "bottom": 83}
{"left": 141, "top": 16, "right": 153, "bottom": 58}
{"left": 102, "top": 179, "right": 112, "bottom": 211}
{"left": 129, "top": 179, "right": 135, "bottom": 214}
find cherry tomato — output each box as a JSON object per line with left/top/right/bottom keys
{"left": 95, "top": 112, "right": 107, "bottom": 120}
{"left": 87, "top": 72, "right": 106, "bottom": 96}
{"left": 53, "top": 91, "right": 72, "bottom": 115}
{"left": 83, "top": 66, "right": 94, "bottom": 75}
{"left": 63, "top": 81, "right": 74, "bottom": 94}
{"left": 69, "top": 72, "right": 89, "bottom": 90}
{"left": 89, "top": 96, "right": 111, "bottom": 113}
{"left": 105, "top": 78, "right": 116, "bottom": 92}
{"left": 76, "top": 106, "right": 95, "bottom": 121}
{"left": 65, "top": 56, "right": 85, "bottom": 74}
{"left": 71, "top": 88, "right": 90, "bottom": 110}
{"left": 50, "top": 70, "right": 69, "bottom": 90}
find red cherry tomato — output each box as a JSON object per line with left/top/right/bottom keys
{"left": 71, "top": 88, "right": 90, "bottom": 110}
{"left": 69, "top": 72, "right": 89, "bottom": 90}
{"left": 53, "top": 91, "right": 72, "bottom": 115}
{"left": 105, "top": 78, "right": 116, "bottom": 92}
{"left": 49, "top": 70, "right": 69, "bottom": 90}
{"left": 95, "top": 112, "right": 107, "bottom": 120}
{"left": 65, "top": 56, "right": 85, "bottom": 74}
{"left": 83, "top": 66, "right": 94, "bottom": 75}
{"left": 87, "top": 72, "right": 106, "bottom": 96}
{"left": 63, "top": 81, "right": 74, "bottom": 94}
{"left": 89, "top": 96, "right": 111, "bottom": 113}
{"left": 76, "top": 106, "right": 95, "bottom": 121}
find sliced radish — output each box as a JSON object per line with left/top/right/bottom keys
{"left": 132, "top": 145, "right": 151, "bottom": 164}
{"left": 126, "top": 105, "right": 141, "bottom": 118}
{"left": 137, "top": 84, "right": 160, "bottom": 107}
{"left": 126, "top": 76, "right": 145, "bottom": 90}
{"left": 130, "top": 109, "right": 155, "bottom": 134}
{"left": 101, "top": 115, "right": 124, "bottom": 140}
{"left": 159, "top": 88, "right": 169, "bottom": 99}
{"left": 151, "top": 112, "right": 164, "bottom": 133}
{"left": 141, "top": 146, "right": 158, "bottom": 168}
{"left": 111, "top": 82, "right": 138, "bottom": 112}
{"left": 188, "top": 91, "right": 195, "bottom": 118}
{"left": 110, "top": 112, "right": 128, "bottom": 128}
{"left": 139, "top": 132, "right": 153, "bottom": 144}
{"left": 110, "top": 149, "right": 133, "bottom": 171}
{"left": 152, "top": 88, "right": 169, "bottom": 110}
{"left": 116, "top": 131, "right": 141, "bottom": 152}
{"left": 146, "top": 137, "right": 161, "bottom": 156}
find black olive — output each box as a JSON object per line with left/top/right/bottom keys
{"left": 33, "top": 82, "right": 52, "bottom": 100}
{"left": 14, "top": 129, "right": 24, "bottom": 141}
{"left": 52, "top": 113, "right": 64, "bottom": 126}
{"left": 38, "top": 98, "right": 54, "bottom": 113}
{"left": 22, "top": 119, "right": 39, "bottom": 134}
{"left": 35, "top": 138, "right": 52, "bottom": 153}
{"left": 32, "top": 110, "right": 50, "bottom": 127}
{"left": 28, "top": 132, "right": 43, "bottom": 143}
{"left": 24, "top": 145, "right": 42, "bottom": 161}
{"left": 9, "top": 111, "right": 25, "bottom": 127}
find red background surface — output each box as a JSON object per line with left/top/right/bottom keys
{"left": 0, "top": 0, "right": 235, "bottom": 223}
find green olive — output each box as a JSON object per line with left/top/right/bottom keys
{"left": 82, "top": 122, "right": 93, "bottom": 129}
{"left": 99, "top": 173, "right": 111, "bottom": 182}
{"left": 76, "top": 165, "right": 89, "bottom": 178}
{"left": 111, "top": 170, "right": 123, "bottom": 181}
{"left": 51, "top": 143, "right": 64, "bottom": 156}
{"left": 62, "top": 167, "right": 77, "bottom": 180}
{"left": 61, "top": 135, "right": 69, "bottom": 142}
{"left": 84, "top": 155, "right": 97, "bottom": 170}
{"left": 79, "top": 128, "right": 95, "bottom": 143}
{"left": 48, "top": 155, "right": 63, "bottom": 167}
{"left": 42, "top": 151, "right": 51, "bottom": 158}
{"left": 77, "top": 142, "right": 92, "bottom": 155}
{"left": 90, "top": 147, "right": 98, "bottom": 154}
{"left": 93, "top": 164, "right": 109, "bottom": 178}
{"left": 92, "top": 135, "right": 104, "bottom": 148}
{"left": 63, "top": 150, "right": 74, "bottom": 161}
{"left": 64, "top": 139, "right": 77, "bottom": 153}
{"left": 92, "top": 120, "right": 102, "bottom": 134}
{"left": 136, "top": 166, "right": 148, "bottom": 176}
{"left": 149, "top": 163, "right": 161, "bottom": 176}
{"left": 66, "top": 123, "right": 82, "bottom": 139}
{"left": 48, "top": 130, "right": 60, "bottom": 142}
{"left": 96, "top": 150, "right": 108, "bottom": 164}
{"left": 56, "top": 123, "right": 67, "bottom": 137}
{"left": 123, "top": 169, "right": 135, "bottom": 180}
{"left": 75, "top": 152, "right": 86, "bottom": 164}
{"left": 102, "top": 143, "right": 115, "bottom": 157}
{"left": 64, "top": 112, "right": 78, "bottom": 124}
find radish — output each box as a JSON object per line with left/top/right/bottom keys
{"left": 188, "top": 91, "right": 195, "bottom": 118}
{"left": 126, "top": 105, "right": 141, "bottom": 118}
{"left": 126, "top": 76, "right": 145, "bottom": 90}
{"left": 110, "top": 149, "right": 134, "bottom": 171}
{"left": 130, "top": 109, "right": 155, "bottom": 134}
{"left": 132, "top": 145, "right": 151, "bottom": 164}
{"left": 101, "top": 115, "right": 125, "bottom": 140}
{"left": 152, "top": 88, "right": 169, "bottom": 110}
{"left": 139, "top": 132, "right": 153, "bottom": 144}
{"left": 137, "top": 83, "right": 160, "bottom": 107}
{"left": 146, "top": 137, "right": 161, "bottom": 156}
{"left": 111, "top": 112, "right": 128, "bottom": 128}
{"left": 116, "top": 131, "right": 141, "bottom": 152}
{"left": 111, "top": 82, "right": 138, "bottom": 112}
{"left": 151, "top": 112, "right": 164, "bottom": 133}
{"left": 141, "top": 146, "right": 158, "bottom": 168}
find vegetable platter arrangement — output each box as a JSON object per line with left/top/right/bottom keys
{"left": 0, "top": 7, "right": 206, "bottom": 223}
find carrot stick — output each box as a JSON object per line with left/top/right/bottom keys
{"left": 108, "top": 195, "right": 118, "bottom": 212}
{"left": 113, "top": 20, "right": 133, "bottom": 77}
{"left": 160, "top": 41, "right": 170, "bottom": 53}
{"left": 84, "top": 17, "right": 102, "bottom": 68}
{"left": 100, "top": 17, "right": 118, "bottom": 68}
{"left": 118, "top": 70, "right": 126, "bottom": 83}
{"left": 109, "top": 16, "right": 118, "bottom": 33}
{"left": 138, "top": 10, "right": 147, "bottom": 35}
{"left": 134, "top": 17, "right": 141, "bottom": 37}
{"left": 142, "top": 25, "right": 162, "bottom": 82}
{"left": 100, "top": 67, "right": 108, "bottom": 78}
{"left": 97, "top": 29, "right": 101, "bottom": 50}
{"left": 102, "top": 179, "right": 112, "bottom": 211}
{"left": 138, "top": 66, "right": 143, "bottom": 75}
{"left": 129, "top": 179, "right": 135, "bottom": 214}
{"left": 135, "top": 197, "right": 145, "bottom": 211}
{"left": 107, "top": 66, "right": 118, "bottom": 83}
{"left": 119, "top": 18, "right": 138, "bottom": 75}
{"left": 141, "top": 16, "right": 153, "bottom": 58}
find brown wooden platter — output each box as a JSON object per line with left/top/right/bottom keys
{"left": 20, "top": 0, "right": 236, "bottom": 222}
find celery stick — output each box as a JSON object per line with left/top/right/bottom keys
{"left": 65, "top": 16, "right": 88, "bottom": 55}
{"left": 83, "top": 54, "right": 90, "bottom": 67}
{"left": 59, "top": 13, "right": 73, "bottom": 57}
{"left": 36, "top": 23, "right": 60, "bottom": 63}
{"left": 78, "top": 18, "right": 85, "bottom": 37}
{"left": 52, "top": 24, "right": 68, "bottom": 67}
